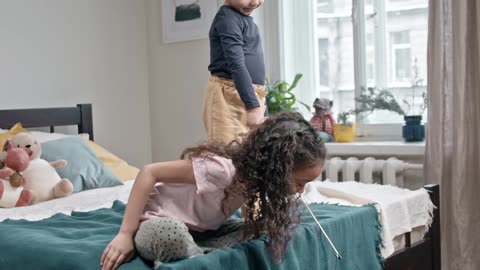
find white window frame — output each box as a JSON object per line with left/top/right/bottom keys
{"left": 352, "top": 0, "right": 409, "bottom": 137}
{"left": 265, "top": 0, "right": 426, "bottom": 139}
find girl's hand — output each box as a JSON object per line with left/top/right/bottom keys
{"left": 101, "top": 232, "right": 135, "bottom": 270}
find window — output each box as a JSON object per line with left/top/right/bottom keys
{"left": 318, "top": 38, "right": 329, "bottom": 86}
{"left": 315, "top": 0, "right": 355, "bottom": 116}
{"left": 285, "top": 0, "right": 428, "bottom": 132}
{"left": 316, "top": 0, "right": 333, "bottom": 13}
{"left": 391, "top": 31, "right": 411, "bottom": 83}
{"left": 366, "top": 32, "right": 375, "bottom": 85}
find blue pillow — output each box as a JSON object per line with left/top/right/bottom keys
{"left": 41, "top": 137, "right": 123, "bottom": 193}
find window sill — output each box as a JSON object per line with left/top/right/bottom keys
{"left": 325, "top": 141, "right": 425, "bottom": 157}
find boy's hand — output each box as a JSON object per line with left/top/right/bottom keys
{"left": 246, "top": 107, "right": 264, "bottom": 129}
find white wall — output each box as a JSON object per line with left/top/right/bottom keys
{"left": 146, "top": 0, "right": 272, "bottom": 162}
{"left": 146, "top": 0, "right": 209, "bottom": 161}
{"left": 0, "top": 0, "right": 273, "bottom": 165}
{"left": 0, "top": 0, "right": 152, "bottom": 167}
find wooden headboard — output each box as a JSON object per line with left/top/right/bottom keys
{"left": 0, "top": 104, "right": 94, "bottom": 141}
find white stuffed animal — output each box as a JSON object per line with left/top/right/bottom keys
{"left": 0, "top": 179, "right": 32, "bottom": 208}
{"left": 7, "top": 132, "right": 73, "bottom": 203}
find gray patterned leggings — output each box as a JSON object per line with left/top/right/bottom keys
{"left": 134, "top": 217, "right": 246, "bottom": 263}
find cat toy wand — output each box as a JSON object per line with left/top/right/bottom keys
{"left": 300, "top": 196, "right": 343, "bottom": 260}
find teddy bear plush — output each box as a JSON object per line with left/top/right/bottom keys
{"left": 6, "top": 132, "right": 73, "bottom": 203}
{"left": 0, "top": 148, "right": 33, "bottom": 208}
{"left": 310, "top": 98, "right": 336, "bottom": 142}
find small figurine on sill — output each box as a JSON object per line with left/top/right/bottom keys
{"left": 310, "top": 98, "right": 335, "bottom": 142}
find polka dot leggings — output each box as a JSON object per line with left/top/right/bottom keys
{"left": 134, "top": 217, "right": 245, "bottom": 263}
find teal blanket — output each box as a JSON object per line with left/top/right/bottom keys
{"left": 0, "top": 202, "right": 382, "bottom": 270}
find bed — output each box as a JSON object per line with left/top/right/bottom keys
{"left": 0, "top": 104, "right": 440, "bottom": 270}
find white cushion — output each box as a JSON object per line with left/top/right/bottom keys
{"left": 30, "top": 131, "right": 90, "bottom": 143}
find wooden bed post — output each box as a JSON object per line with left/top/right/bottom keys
{"left": 425, "top": 184, "right": 441, "bottom": 270}
{"left": 77, "top": 104, "right": 94, "bottom": 141}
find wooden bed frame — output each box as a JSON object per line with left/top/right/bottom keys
{"left": 0, "top": 104, "right": 94, "bottom": 141}
{"left": 0, "top": 104, "right": 440, "bottom": 270}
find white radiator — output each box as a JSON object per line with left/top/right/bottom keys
{"left": 322, "top": 157, "right": 423, "bottom": 188}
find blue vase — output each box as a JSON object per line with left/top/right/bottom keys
{"left": 402, "top": 115, "right": 425, "bottom": 142}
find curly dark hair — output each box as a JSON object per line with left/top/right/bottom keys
{"left": 181, "top": 112, "right": 327, "bottom": 261}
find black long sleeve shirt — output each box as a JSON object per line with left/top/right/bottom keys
{"left": 208, "top": 5, "right": 266, "bottom": 109}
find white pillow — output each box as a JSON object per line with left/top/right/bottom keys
{"left": 30, "top": 131, "right": 90, "bottom": 143}
{"left": 0, "top": 128, "right": 5, "bottom": 133}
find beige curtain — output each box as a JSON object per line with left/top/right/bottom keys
{"left": 425, "top": 0, "right": 480, "bottom": 269}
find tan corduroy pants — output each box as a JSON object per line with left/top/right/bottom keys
{"left": 203, "top": 76, "right": 266, "bottom": 143}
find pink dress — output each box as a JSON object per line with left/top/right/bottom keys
{"left": 140, "top": 156, "right": 244, "bottom": 232}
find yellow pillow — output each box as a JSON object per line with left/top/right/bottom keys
{"left": 0, "top": 123, "right": 28, "bottom": 149}
{"left": 86, "top": 140, "right": 139, "bottom": 181}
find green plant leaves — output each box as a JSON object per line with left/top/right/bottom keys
{"left": 355, "top": 87, "right": 406, "bottom": 116}
{"left": 266, "top": 73, "right": 308, "bottom": 114}
{"left": 337, "top": 111, "right": 354, "bottom": 125}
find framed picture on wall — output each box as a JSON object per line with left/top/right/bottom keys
{"left": 161, "top": 0, "right": 218, "bottom": 43}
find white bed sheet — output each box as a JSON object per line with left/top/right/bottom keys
{"left": 0, "top": 180, "right": 134, "bottom": 222}
{"left": 302, "top": 180, "right": 434, "bottom": 258}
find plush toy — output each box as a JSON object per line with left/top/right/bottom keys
{"left": 2, "top": 148, "right": 30, "bottom": 187}
{"left": 310, "top": 98, "right": 336, "bottom": 142}
{"left": 6, "top": 132, "right": 73, "bottom": 203}
{"left": 0, "top": 148, "right": 33, "bottom": 208}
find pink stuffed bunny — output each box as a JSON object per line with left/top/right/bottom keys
{"left": 0, "top": 148, "right": 33, "bottom": 208}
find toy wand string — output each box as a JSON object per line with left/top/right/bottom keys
{"left": 300, "top": 196, "right": 343, "bottom": 260}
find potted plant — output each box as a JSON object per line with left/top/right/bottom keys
{"left": 333, "top": 111, "right": 356, "bottom": 142}
{"left": 354, "top": 87, "right": 426, "bottom": 142}
{"left": 266, "top": 73, "right": 310, "bottom": 114}
{"left": 354, "top": 59, "right": 427, "bottom": 142}
{"left": 402, "top": 60, "right": 427, "bottom": 142}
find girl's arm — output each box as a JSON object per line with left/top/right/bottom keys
{"left": 101, "top": 160, "right": 196, "bottom": 270}
{"left": 119, "top": 160, "right": 196, "bottom": 235}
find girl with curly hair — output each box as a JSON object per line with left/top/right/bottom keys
{"left": 101, "top": 112, "right": 327, "bottom": 270}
